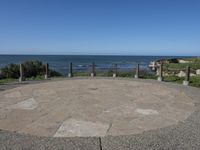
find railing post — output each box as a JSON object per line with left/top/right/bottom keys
{"left": 19, "top": 64, "right": 25, "bottom": 82}
{"left": 45, "top": 63, "right": 49, "bottom": 79}
{"left": 157, "top": 63, "right": 163, "bottom": 81}
{"left": 113, "top": 64, "right": 117, "bottom": 77}
{"left": 68, "top": 62, "right": 73, "bottom": 77}
{"left": 183, "top": 66, "right": 190, "bottom": 86}
{"left": 91, "top": 62, "right": 96, "bottom": 77}
{"left": 134, "top": 64, "right": 139, "bottom": 78}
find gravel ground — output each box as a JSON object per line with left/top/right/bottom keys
{"left": 0, "top": 78, "right": 200, "bottom": 150}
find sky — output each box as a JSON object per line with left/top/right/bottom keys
{"left": 0, "top": 0, "right": 200, "bottom": 56}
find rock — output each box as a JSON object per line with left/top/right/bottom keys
{"left": 190, "top": 73, "right": 196, "bottom": 77}
{"left": 163, "top": 72, "right": 169, "bottom": 76}
{"left": 178, "top": 59, "right": 190, "bottom": 63}
{"left": 196, "top": 69, "right": 200, "bottom": 75}
{"left": 177, "top": 71, "right": 196, "bottom": 77}
{"left": 177, "top": 71, "right": 186, "bottom": 77}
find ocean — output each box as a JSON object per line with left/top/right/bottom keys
{"left": 0, "top": 55, "right": 186, "bottom": 75}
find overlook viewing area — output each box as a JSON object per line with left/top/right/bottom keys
{"left": 0, "top": 77, "right": 200, "bottom": 150}
{"left": 1, "top": 0, "right": 200, "bottom": 149}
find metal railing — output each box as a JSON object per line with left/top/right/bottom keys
{"left": 18, "top": 62, "right": 194, "bottom": 86}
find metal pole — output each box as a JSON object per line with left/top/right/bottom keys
{"left": 113, "top": 64, "right": 117, "bottom": 77}
{"left": 157, "top": 63, "right": 163, "bottom": 81}
{"left": 19, "top": 64, "right": 24, "bottom": 82}
{"left": 45, "top": 63, "right": 49, "bottom": 79}
{"left": 68, "top": 62, "right": 73, "bottom": 77}
{"left": 134, "top": 64, "right": 139, "bottom": 78}
{"left": 183, "top": 66, "right": 190, "bottom": 85}
{"left": 91, "top": 62, "right": 95, "bottom": 77}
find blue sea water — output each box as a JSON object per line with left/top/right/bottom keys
{"left": 0, "top": 55, "right": 187, "bottom": 75}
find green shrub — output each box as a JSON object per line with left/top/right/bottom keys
{"left": 50, "top": 70, "right": 62, "bottom": 77}
{"left": 73, "top": 71, "right": 89, "bottom": 77}
{"left": 0, "top": 60, "right": 62, "bottom": 79}
{"left": 117, "top": 71, "right": 134, "bottom": 77}
{"left": 1, "top": 64, "right": 20, "bottom": 79}
{"left": 190, "top": 76, "right": 200, "bottom": 87}
{"left": 140, "top": 70, "right": 157, "bottom": 79}
{"left": 23, "top": 60, "right": 45, "bottom": 78}
{"left": 0, "top": 78, "right": 18, "bottom": 84}
{"left": 164, "top": 62, "right": 200, "bottom": 70}
{"left": 164, "top": 75, "right": 184, "bottom": 83}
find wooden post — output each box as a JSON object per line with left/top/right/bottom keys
{"left": 134, "top": 64, "right": 139, "bottom": 78}
{"left": 113, "top": 64, "right": 117, "bottom": 77}
{"left": 157, "top": 63, "right": 163, "bottom": 81}
{"left": 91, "top": 62, "right": 96, "bottom": 77}
{"left": 19, "top": 64, "right": 24, "bottom": 82}
{"left": 68, "top": 62, "right": 73, "bottom": 77}
{"left": 45, "top": 63, "right": 49, "bottom": 79}
{"left": 183, "top": 66, "right": 190, "bottom": 85}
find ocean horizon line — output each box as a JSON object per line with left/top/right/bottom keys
{"left": 0, "top": 54, "right": 198, "bottom": 57}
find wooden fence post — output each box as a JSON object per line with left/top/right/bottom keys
{"left": 45, "top": 63, "right": 49, "bottom": 79}
{"left": 68, "top": 62, "right": 73, "bottom": 77}
{"left": 157, "top": 63, "right": 163, "bottom": 81}
{"left": 91, "top": 62, "right": 96, "bottom": 77}
{"left": 183, "top": 66, "right": 190, "bottom": 85}
{"left": 134, "top": 64, "right": 139, "bottom": 78}
{"left": 19, "top": 64, "right": 25, "bottom": 82}
{"left": 113, "top": 64, "right": 117, "bottom": 77}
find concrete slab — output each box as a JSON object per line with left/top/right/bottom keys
{"left": 0, "top": 78, "right": 196, "bottom": 138}
{"left": 54, "top": 119, "right": 109, "bottom": 137}
{"left": 11, "top": 98, "right": 38, "bottom": 110}
{"left": 135, "top": 108, "right": 159, "bottom": 115}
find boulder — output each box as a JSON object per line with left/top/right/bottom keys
{"left": 178, "top": 59, "right": 190, "bottom": 63}
{"left": 196, "top": 69, "right": 200, "bottom": 75}
{"left": 190, "top": 73, "right": 196, "bottom": 77}
{"left": 177, "top": 71, "right": 196, "bottom": 77}
{"left": 177, "top": 71, "right": 186, "bottom": 77}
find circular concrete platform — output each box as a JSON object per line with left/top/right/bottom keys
{"left": 0, "top": 78, "right": 195, "bottom": 137}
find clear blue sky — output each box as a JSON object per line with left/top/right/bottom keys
{"left": 0, "top": 0, "right": 199, "bottom": 56}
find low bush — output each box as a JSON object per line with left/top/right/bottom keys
{"left": 0, "top": 60, "right": 62, "bottom": 79}
{"left": 164, "top": 75, "right": 184, "bottom": 83}
{"left": 1, "top": 64, "right": 19, "bottom": 79}
{"left": 190, "top": 76, "right": 200, "bottom": 87}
